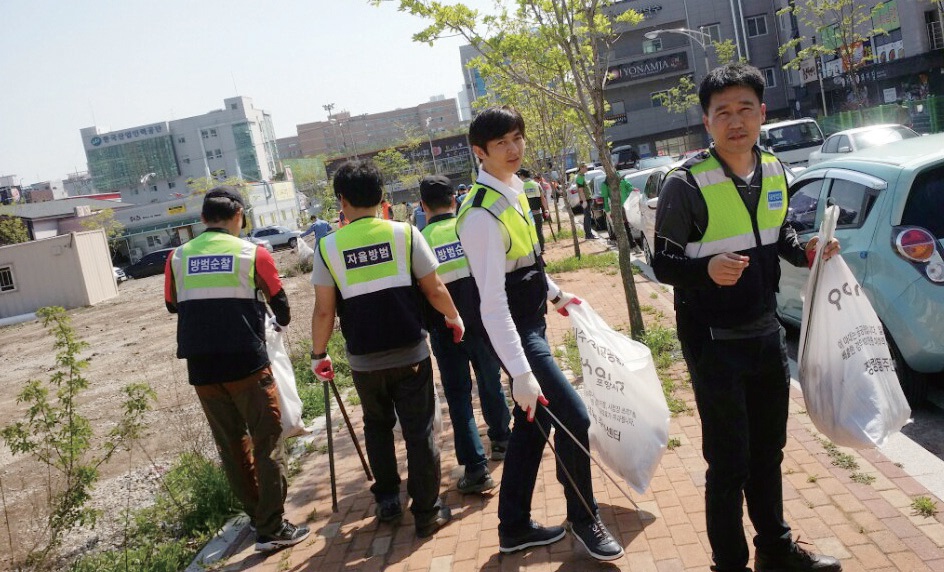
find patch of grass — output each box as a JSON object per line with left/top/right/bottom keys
{"left": 912, "top": 496, "right": 938, "bottom": 518}
{"left": 639, "top": 325, "right": 687, "bottom": 415}
{"left": 649, "top": 291, "right": 658, "bottom": 299}
{"left": 785, "top": 468, "right": 795, "bottom": 475}
{"left": 850, "top": 472, "right": 876, "bottom": 485}
{"left": 553, "top": 226, "right": 586, "bottom": 241}
{"left": 818, "top": 438, "right": 859, "bottom": 471}
{"left": 807, "top": 474, "right": 818, "bottom": 483}
{"left": 292, "top": 332, "right": 354, "bottom": 423}
{"left": 894, "top": 462, "right": 904, "bottom": 468}
{"left": 347, "top": 391, "right": 361, "bottom": 406}
{"left": 640, "top": 304, "right": 655, "bottom": 314}
{"left": 544, "top": 251, "right": 619, "bottom": 274}
{"left": 667, "top": 437, "right": 681, "bottom": 450}
{"left": 553, "top": 331, "right": 583, "bottom": 378}
{"left": 281, "top": 257, "right": 313, "bottom": 278}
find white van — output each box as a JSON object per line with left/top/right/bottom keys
{"left": 758, "top": 118, "right": 825, "bottom": 167}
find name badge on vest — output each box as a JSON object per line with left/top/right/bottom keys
{"left": 434, "top": 241, "right": 464, "bottom": 263}
{"left": 767, "top": 190, "right": 784, "bottom": 211}
{"left": 344, "top": 242, "right": 393, "bottom": 269}
{"left": 187, "top": 254, "right": 234, "bottom": 275}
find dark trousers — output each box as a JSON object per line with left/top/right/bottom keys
{"left": 582, "top": 205, "right": 594, "bottom": 237}
{"left": 678, "top": 319, "right": 793, "bottom": 570}
{"left": 351, "top": 358, "right": 443, "bottom": 521}
{"left": 498, "top": 322, "right": 598, "bottom": 535}
{"left": 194, "top": 367, "right": 287, "bottom": 536}
{"left": 533, "top": 212, "right": 546, "bottom": 252}
{"left": 429, "top": 329, "right": 511, "bottom": 473}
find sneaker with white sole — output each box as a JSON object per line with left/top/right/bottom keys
{"left": 499, "top": 520, "right": 566, "bottom": 553}
{"left": 569, "top": 516, "right": 624, "bottom": 561}
{"left": 254, "top": 520, "right": 310, "bottom": 552}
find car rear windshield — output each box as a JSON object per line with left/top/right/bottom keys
{"left": 903, "top": 165, "right": 944, "bottom": 239}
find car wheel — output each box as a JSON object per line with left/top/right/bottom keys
{"left": 885, "top": 326, "right": 928, "bottom": 408}
{"left": 640, "top": 234, "right": 653, "bottom": 266}
{"left": 288, "top": 237, "right": 297, "bottom": 249}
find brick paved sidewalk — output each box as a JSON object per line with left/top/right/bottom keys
{"left": 212, "top": 238, "right": 944, "bottom": 572}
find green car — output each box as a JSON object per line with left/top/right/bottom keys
{"left": 777, "top": 134, "right": 944, "bottom": 406}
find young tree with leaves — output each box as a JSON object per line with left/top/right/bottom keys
{"left": 0, "top": 215, "right": 29, "bottom": 245}
{"left": 80, "top": 208, "right": 125, "bottom": 257}
{"left": 382, "top": 0, "right": 647, "bottom": 338}
{"left": 778, "top": 0, "right": 888, "bottom": 109}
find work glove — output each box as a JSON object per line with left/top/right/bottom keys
{"left": 543, "top": 210, "right": 550, "bottom": 222}
{"left": 265, "top": 314, "right": 287, "bottom": 332}
{"left": 512, "top": 372, "right": 548, "bottom": 422}
{"left": 552, "top": 291, "right": 582, "bottom": 317}
{"left": 311, "top": 354, "right": 335, "bottom": 382}
{"left": 445, "top": 313, "right": 465, "bottom": 343}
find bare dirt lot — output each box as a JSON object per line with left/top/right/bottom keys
{"left": 0, "top": 220, "right": 672, "bottom": 571}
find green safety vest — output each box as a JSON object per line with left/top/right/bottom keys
{"left": 172, "top": 231, "right": 257, "bottom": 302}
{"left": 318, "top": 217, "right": 424, "bottom": 356}
{"left": 684, "top": 151, "right": 787, "bottom": 259}
{"left": 522, "top": 179, "right": 543, "bottom": 214}
{"left": 456, "top": 183, "right": 541, "bottom": 273}
{"left": 421, "top": 216, "right": 470, "bottom": 285}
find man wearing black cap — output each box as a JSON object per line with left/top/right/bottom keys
{"left": 164, "top": 186, "right": 310, "bottom": 552}
{"left": 418, "top": 175, "right": 511, "bottom": 492}
{"left": 455, "top": 183, "right": 469, "bottom": 206}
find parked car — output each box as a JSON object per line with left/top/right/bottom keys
{"left": 249, "top": 225, "right": 302, "bottom": 249}
{"left": 759, "top": 117, "right": 825, "bottom": 167}
{"left": 807, "top": 124, "right": 919, "bottom": 166}
{"left": 565, "top": 168, "right": 603, "bottom": 218}
{"left": 113, "top": 266, "right": 128, "bottom": 284}
{"left": 777, "top": 134, "right": 944, "bottom": 406}
{"left": 124, "top": 248, "right": 175, "bottom": 279}
{"left": 247, "top": 235, "right": 274, "bottom": 252}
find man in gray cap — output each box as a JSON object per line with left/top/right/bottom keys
{"left": 455, "top": 183, "right": 469, "bottom": 206}
{"left": 164, "top": 186, "right": 310, "bottom": 552}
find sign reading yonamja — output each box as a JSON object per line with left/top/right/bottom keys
{"left": 607, "top": 51, "right": 689, "bottom": 85}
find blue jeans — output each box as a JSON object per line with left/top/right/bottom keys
{"left": 497, "top": 322, "right": 597, "bottom": 535}
{"left": 679, "top": 317, "right": 792, "bottom": 570}
{"left": 429, "top": 329, "right": 511, "bottom": 472}
{"left": 351, "top": 358, "right": 443, "bottom": 521}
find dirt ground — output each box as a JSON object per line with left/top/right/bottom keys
{"left": 0, "top": 214, "right": 675, "bottom": 570}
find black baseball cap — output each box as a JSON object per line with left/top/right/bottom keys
{"left": 203, "top": 186, "right": 247, "bottom": 228}
{"left": 419, "top": 175, "right": 454, "bottom": 204}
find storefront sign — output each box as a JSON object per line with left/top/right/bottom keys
{"left": 874, "top": 39, "right": 904, "bottom": 64}
{"left": 800, "top": 59, "right": 818, "bottom": 84}
{"left": 89, "top": 123, "right": 167, "bottom": 147}
{"left": 883, "top": 88, "right": 898, "bottom": 103}
{"left": 872, "top": 0, "right": 900, "bottom": 32}
{"left": 607, "top": 51, "right": 689, "bottom": 85}
{"left": 167, "top": 205, "right": 186, "bottom": 216}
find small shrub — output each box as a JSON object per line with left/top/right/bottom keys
{"left": 912, "top": 496, "right": 938, "bottom": 518}
{"left": 544, "top": 251, "right": 619, "bottom": 274}
{"left": 666, "top": 437, "right": 681, "bottom": 450}
{"left": 807, "top": 474, "right": 818, "bottom": 483}
{"left": 850, "top": 472, "right": 875, "bottom": 485}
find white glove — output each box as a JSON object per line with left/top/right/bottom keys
{"left": 551, "top": 291, "right": 582, "bottom": 317}
{"left": 311, "top": 354, "right": 334, "bottom": 382}
{"left": 266, "top": 314, "right": 287, "bottom": 332}
{"left": 444, "top": 313, "right": 465, "bottom": 343}
{"left": 512, "top": 372, "right": 548, "bottom": 422}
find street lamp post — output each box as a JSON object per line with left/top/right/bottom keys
{"left": 644, "top": 28, "right": 711, "bottom": 79}
{"left": 425, "top": 117, "right": 440, "bottom": 175}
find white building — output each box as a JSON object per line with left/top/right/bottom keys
{"left": 80, "top": 96, "right": 281, "bottom": 206}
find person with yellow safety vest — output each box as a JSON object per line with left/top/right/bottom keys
{"left": 417, "top": 174, "right": 511, "bottom": 495}
{"left": 518, "top": 168, "right": 549, "bottom": 253}
{"left": 164, "top": 187, "right": 310, "bottom": 552}
{"left": 457, "top": 106, "right": 624, "bottom": 561}
{"left": 652, "top": 63, "right": 841, "bottom": 572}
{"left": 309, "top": 161, "right": 464, "bottom": 539}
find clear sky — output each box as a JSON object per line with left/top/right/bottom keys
{"left": 0, "top": 0, "right": 487, "bottom": 185}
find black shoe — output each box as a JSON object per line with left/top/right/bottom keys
{"left": 499, "top": 520, "right": 566, "bottom": 553}
{"left": 755, "top": 540, "right": 842, "bottom": 572}
{"left": 416, "top": 505, "right": 452, "bottom": 538}
{"left": 254, "top": 520, "right": 310, "bottom": 552}
{"left": 490, "top": 441, "right": 508, "bottom": 461}
{"left": 569, "top": 516, "right": 624, "bottom": 561}
{"left": 457, "top": 468, "right": 496, "bottom": 494}
{"left": 375, "top": 497, "right": 403, "bottom": 522}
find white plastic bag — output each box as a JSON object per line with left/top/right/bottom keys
{"left": 297, "top": 237, "right": 315, "bottom": 263}
{"left": 622, "top": 189, "right": 643, "bottom": 232}
{"left": 797, "top": 205, "right": 911, "bottom": 449}
{"left": 567, "top": 302, "right": 670, "bottom": 493}
{"left": 265, "top": 325, "right": 308, "bottom": 439}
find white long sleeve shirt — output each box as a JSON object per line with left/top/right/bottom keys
{"left": 457, "top": 168, "right": 562, "bottom": 378}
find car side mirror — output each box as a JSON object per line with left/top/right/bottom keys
{"left": 646, "top": 198, "right": 658, "bottom": 209}
{"left": 838, "top": 145, "right": 851, "bottom": 153}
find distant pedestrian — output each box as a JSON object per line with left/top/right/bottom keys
{"left": 300, "top": 214, "right": 332, "bottom": 244}
{"left": 164, "top": 187, "right": 310, "bottom": 552}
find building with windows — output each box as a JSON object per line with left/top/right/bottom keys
{"left": 459, "top": 44, "right": 489, "bottom": 119}
{"left": 288, "top": 97, "right": 463, "bottom": 158}
{"left": 80, "top": 96, "right": 281, "bottom": 205}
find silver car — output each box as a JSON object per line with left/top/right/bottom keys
{"left": 807, "top": 124, "right": 919, "bottom": 166}
{"left": 249, "top": 225, "right": 302, "bottom": 249}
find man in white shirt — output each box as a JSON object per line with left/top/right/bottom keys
{"left": 455, "top": 106, "right": 624, "bottom": 561}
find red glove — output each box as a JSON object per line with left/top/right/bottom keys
{"left": 445, "top": 314, "right": 465, "bottom": 343}
{"left": 311, "top": 354, "right": 334, "bottom": 382}
{"left": 552, "top": 292, "right": 582, "bottom": 317}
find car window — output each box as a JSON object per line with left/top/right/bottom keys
{"left": 645, "top": 172, "right": 663, "bottom": 199}
{"left": 903, "top": 166, "right": 944, "bottom": 240}
{"left": 826, "top": 178, "right": 876, "bottom": 229}
{"left": 823, "top": 136, "right": 840, "bottom": 154}
{"left": 786, "top": 178, "right": 826, "bottom": 233}
{"left": 837, "top": 135, "right": 851, "bottom": 151}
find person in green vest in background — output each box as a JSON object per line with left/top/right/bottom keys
{"left": 418, "top": 174, "right": 512, "bottom": 494}
{"left": 519, "top": 168, "right": 549, "bottom": 253}
{"left": 599, "top": 174, "right": 635, "bottom": 243}
{"left": 309, "top": 160, "right": 464, "bottom": 538}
